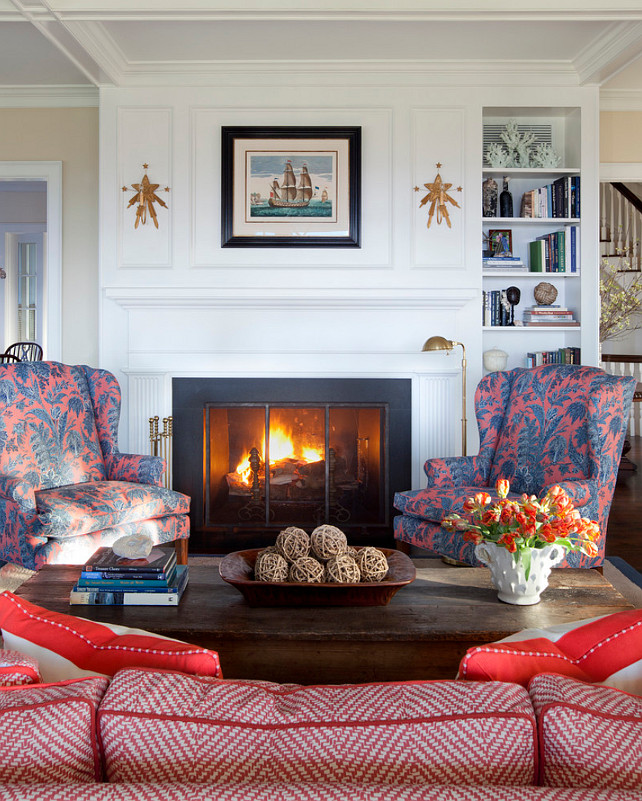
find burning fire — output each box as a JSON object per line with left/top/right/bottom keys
{"left": 235, "top": 425, "right": 323, "bottom": 485}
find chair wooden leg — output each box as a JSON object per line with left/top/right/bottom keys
{"left": 175, "top": 539, "right": 189, "bottom": 565}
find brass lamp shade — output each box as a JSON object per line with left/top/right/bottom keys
{"left": 422, "top": 334, "right": 467, "bottom": 456}
{"left": 422, "top": 335, "right": 455, "bottom": 353}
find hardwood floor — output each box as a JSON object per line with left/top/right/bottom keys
{"left": 607, "top": 435, "right": 642, "bottom": 572}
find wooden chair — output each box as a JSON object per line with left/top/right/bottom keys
{"left": 3, "top": 342, "right": 43, "bottom": 361}
{"left": 0, "top": 353, "right": 20, "bottom": 363}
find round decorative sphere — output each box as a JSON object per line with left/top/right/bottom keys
{"left": 289, "top": 556, "right": 325, "bottom": 583}
{"left": 325, "top": 553, "right": 361, "bottom": 584}
{"left": 276, "top": 527, "right": 310, "bottom": 563}
{"left": 310, "top": 525, "right": 348, "bottom": 561}
{"left": 254, "top": 551, "right": 289, "bottom": 583}
{"left": 254, "top": 546, "right": 277, "bottom": 569}
{"left": 355, "top": 547, "right": 389, "bottom": 582}
{"left": 533, "top": 281, "right": 558, "bottom": 306}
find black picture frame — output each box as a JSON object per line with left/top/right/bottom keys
{"left": 221, "top": 126, "right": 361, "bottom": 248}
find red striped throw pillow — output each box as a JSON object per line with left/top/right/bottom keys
{"left": 0, "top": 591, "right": 221, "bottom": 683}
{"left": 458, "top": 609, "right": 642, "bottom": 692}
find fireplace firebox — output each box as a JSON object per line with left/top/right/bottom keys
{"left": 173, "top": 378, "right": 411, "bottom": 553}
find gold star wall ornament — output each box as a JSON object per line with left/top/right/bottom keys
{"left": 123, "top": 164, "right": 170, "bottom": 229}
{"left": 415, "top": 163, "right": 462, "bottom": 229}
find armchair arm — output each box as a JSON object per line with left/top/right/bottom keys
{"left": 539, "top": 479, "right": 596, "bottom": 509}
{"left": 424, "top": 455, "right": 492, "bottom": 488}
{"left": 0, "top": 476, "right": 37, "bottom": 513}
{"left": 106, "top": 453, "right": 165, "bottom": 487}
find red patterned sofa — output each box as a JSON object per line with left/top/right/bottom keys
{"left": 394, "top": 365, "right": 637, "bottom": 568}
{"left": 0, "top": 361, "right": 190, "bottom": 570}
{"left": 0, "top": 593, "right": 641, "bottom": 800}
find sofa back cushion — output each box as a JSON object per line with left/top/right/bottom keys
{"left": 488, "top": 367, "right": 596, "bottom": 495}
{"left": 0, "top": 361, "right": 106, "bottom": 490}
{"left": 99, "top": 669, "right": 537, "bottom": 786}
{"left": 0, "top": 676, "right": 108, "bottom": 783}
{"left": 530, "top": 673, "right": 642, "bottom": 790}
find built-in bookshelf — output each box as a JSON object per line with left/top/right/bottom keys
{"left": 480, "top": 106, "right": 593, "bottom": 372}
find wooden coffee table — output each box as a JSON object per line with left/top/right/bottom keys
{"left": 15, "top": 559, "right": 634, "bottom": 685}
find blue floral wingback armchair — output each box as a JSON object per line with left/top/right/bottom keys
{"left": 394, "top": 364, "right": 636, "bottom": 568}
{"left": 0, "top": 361, "right": 190, "bottom": 570}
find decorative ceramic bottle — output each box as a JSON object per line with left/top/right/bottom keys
{"left": 500, "top": 177, "right": 513, "bottom": 217}
{"left": 482, "top": 176, "right": 498, "bottom": 218}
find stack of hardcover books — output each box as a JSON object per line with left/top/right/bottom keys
{"left": 70, "top": 546, "right": 188, "bottom": 606}
{"left": 522, "top": 304, "right": 579, "bottom": 327}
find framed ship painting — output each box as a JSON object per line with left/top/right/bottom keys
{"left": 221, "top": 126, "right": 361, "bottom": 248}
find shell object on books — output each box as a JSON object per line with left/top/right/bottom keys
{"left": 112, "top": 533, "right": 154, "bottom": 559}
{"left": 533, "top": 281, "right": 558, "bottom": 306}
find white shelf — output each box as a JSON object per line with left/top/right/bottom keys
{"left": 480, "top": 104, "right": 596, "bottom": 369}
{"left": 482, "top": 168, "right": 580, "bottom": 176}
{"left": 483, "top": 272, "right": 579, "bottom": 278}
{"left": 483, "top": 217, "right": 579, "bottom": 224}
{"left": 482, "top": 326, "right": 581, "bottom": 332}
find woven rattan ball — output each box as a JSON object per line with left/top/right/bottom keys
{"left": 310, "top": 525, "right": 348, "bottom": 561}
{"left": 254, "top": 551, "right": 289, "bottom": 583}
{"left": 289, "top": 556, "right": 325, "bottom": 584}
{"left": 325, "top": 553, "right": 361, "bottom": 584}
{"left": 276, "top": 527, "right": 310, "bottom": 563}
{"left": 355, "top": 547, "right": 389, "bottom": 582}
{"left": 533, "top": 281, "right": 558, "bottom": 306}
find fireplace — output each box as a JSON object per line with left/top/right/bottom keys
{"left": 173, "top": 378, "right": 411, "bottom": 553}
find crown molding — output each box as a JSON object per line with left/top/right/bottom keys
{"left": 37, "top": 1, "right": 642, "bottom": 23}
{"left": 574, "top": 21, "right": 642, "bottom": 84}
{"left": 96, "top": 58, "right": 580, "bottom": 89}
{"left": 600, "top": 89, "right": 642, "bottom": 111}
{"left": 0, "top": 85, "right": 98, "bottom": 106}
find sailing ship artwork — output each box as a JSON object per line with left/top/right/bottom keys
{"left": 246, "top": 152, "right": 336, "bottom": 221}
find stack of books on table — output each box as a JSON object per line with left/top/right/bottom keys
{"left": 70, "top": 546, "right": 188, "bottom": 606}
{"left": 522, "top": 305, "right": 580, "bottom": 327}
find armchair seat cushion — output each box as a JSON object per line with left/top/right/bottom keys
{"left": 34, "top": 481, "right": 190, "bottom": 539}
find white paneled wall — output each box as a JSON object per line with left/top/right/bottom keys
{"left": 98, "top": 79, "right": 599, "bottom": 487}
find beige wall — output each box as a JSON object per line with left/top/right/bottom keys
{"left": 600, "top": 111, "right": 642, "bottom": 163}
{"left": 0, "top": 107, "right": 98, "bottom": 365}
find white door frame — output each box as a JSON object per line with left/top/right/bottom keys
{"left": 0, "top": 162, "right": 62, "bottom": 360}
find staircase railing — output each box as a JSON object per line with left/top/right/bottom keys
{"left": 600, "top": 182, "right": 642, "bottom": 270}
{"left": 600, "top": 354, "right": 642, "bottom": 436}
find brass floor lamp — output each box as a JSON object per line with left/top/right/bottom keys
{"left": 422, "top": 335, "right": 467, "bottom": 457}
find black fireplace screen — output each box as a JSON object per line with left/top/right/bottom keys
{"left": 172, "top": 378, "right": 411, "bottom": 553}
{"left": 205, "top": 403, "right": 385, "bottom": 529}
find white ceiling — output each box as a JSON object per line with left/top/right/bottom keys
{"left": 0, "top": 0, "right": 641, "bottom": 91}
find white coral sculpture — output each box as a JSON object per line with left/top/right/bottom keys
{"left": 485, "top": 142, "right": 510, "bottom": 167}
{"left": 531, "top": 142, "right": 562, "bottom": 169}
{"left": 500, "top": 119, "right": 536, "bottom": 167}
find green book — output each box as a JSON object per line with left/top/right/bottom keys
{"left": 529, "top": 239, "right": 545, "bottom": 272}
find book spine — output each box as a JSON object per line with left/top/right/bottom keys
{"left": 78, "top": 576, "right": 177, "bottom": 589}
{"left": 69, "top": 591, "right": 181, "bottom": 605}
{"left": 80, "top": 570, "right": 175, "bottom": 581}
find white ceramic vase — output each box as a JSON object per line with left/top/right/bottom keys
{"left": 474, "top": 541, "right": 566, "bottom": 605}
